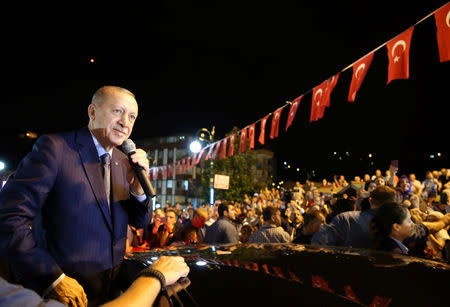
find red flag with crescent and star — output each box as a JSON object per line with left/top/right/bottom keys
{"left": 258, "top": 115, "right": 270, "bottom": 145}
{"left": 239, "top": 127, "right": 247, "bottom": 153}
{"left": 220, "top": 138, "right": 228, "bottom": 159}
{"left": 435, "top": 2, "right": 450, "bottom": 62}
{"left": 205, "top": 143, "right": 215, "bottom": 160}
{"left": 195, "top": 147, "right": 206, "bottom": 164}
{"left": 212, "top": 140, "right": 221, "bottom": 160}
{"left": 310, "top": 80, "right": 329, "bottom": 122}
{"left": 228, "top": 133, "right": 236, "bottom": 157}
{"left": 323, "top": 72, "right": 339, "bottom": 108}
{"left": 386, "top": 27, "right": 414, "bottom": 84}
{"left": 348, "top": 52, "right": 374, "bottom": 102}
{"left": 248, "top": 123, "right": 256, "bottom": 149}
{"left": 285, "top": 95, "right": 302, "bottom": 131}
{"left": 270, "top": 108, "right": 283, "bottom": 139}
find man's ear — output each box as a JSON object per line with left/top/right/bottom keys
{"left": 88, "top": 104, "right": 96, "bottom": 121}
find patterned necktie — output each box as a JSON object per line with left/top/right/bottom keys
{"left": 101, "top": 153, "right": 111, "bottom": 207}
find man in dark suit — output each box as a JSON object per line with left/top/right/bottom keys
{"left": 0, "top": 86, "right": 152, "bottom": 306}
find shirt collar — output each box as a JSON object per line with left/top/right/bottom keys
{"left": 89, "top": 129, "right": 113, "bottom": 158}
{"left": 389, "top": 236, "right": 409, "bottom": 254}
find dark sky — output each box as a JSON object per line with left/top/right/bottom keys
{"left": 1, "top": 1, "right": 448, "bottom": 179}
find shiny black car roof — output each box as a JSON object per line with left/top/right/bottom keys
{"left": 123, "top": 244, "right": 449, "bottom": 306}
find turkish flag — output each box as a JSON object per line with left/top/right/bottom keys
{"left": 196, "top": 147, "right": 206, "bottom": 164}
{"left": 228, "top": 133, "right": 236, "bottom": 157}
{"left": 239, "top": 127, "right": 247, "bottom": 153}
{"left": 310, "top": 73, "right": 340, "bottom": 122}
{"left": 186, "top": 156, "right": 191, "bottom": 171}
{"left": 386, "top": 27, "right": 414, "bottom": 84}
{"left": 181, "top": 158, "right": 186, "bottom": 173}
{"left": 435, "top": 2, "right": 450, "bottom": 62}
{"left": 161, "top": 166, "right": 167, "bottom": 179}
{"left": 205, "top": 143, "right": 214, "bottom": 160}
{"left": 259, "top": 115, "right": 270, "bottom": 145}
{"left": 285, "top": 95, "right": 302, "bottom": 131}
{"left": 212, "top": 140, "right": 221, "bottom": 160}
{"left": 310, "top": 80, "right": 328, "bottom": 122}
{"left": 220, "top": 138, "right": 228, "bottom": 159}
{"left": 248, "top": 123, "right": 256, "bottom": 149}
{"left": 152, "top": 167, "right": 158, "bottom": 180}
{"left": 348, "top": 52, "right": 374, "bottom": 102}
{"left": 324, "top": 72, "right": 339, "bottom": 108}
{"left": 270, "top": 108, "right": 283, "bottom": 139}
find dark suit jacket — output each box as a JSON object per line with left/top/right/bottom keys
{"left": 0, "top": 127, "right": 151, "bottom": 302}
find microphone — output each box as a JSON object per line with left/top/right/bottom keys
{"left": 122, "top": 139, "right": 156, "bottom": 199}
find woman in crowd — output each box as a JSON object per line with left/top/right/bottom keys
{"left": 370, "top": 202, "right": 415, "bottom": 255}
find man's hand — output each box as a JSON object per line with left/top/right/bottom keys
{"left": 47, "top": 275, "right": 88, "bottom": 307}
{"left": 151, "top": 256, "right": 190, "bottom": 286}
{"left": 126, "top": 148, "right": 150, "bottom": 195}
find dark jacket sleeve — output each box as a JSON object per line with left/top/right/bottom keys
{"left": 0, "top": 135, "right": 63, "bottom": 294}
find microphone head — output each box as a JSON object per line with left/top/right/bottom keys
{"left": 122, "top": 139, "right": 136, "bottom": 154}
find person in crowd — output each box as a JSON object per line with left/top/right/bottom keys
{"left": 247, "top": 206, "right": 292, "bottom": 243}
{"left": 281, "top": 207, "right": 293, "bottom": 235}
{"left": 0, "top": 256, "right": 189, "bottom": 307}
{"left": 320, "top": 179, "right": 331, "bottom": 188}
{"left": 395, "top": 176, "right": 420, "bottom": 209}
{"left": 329, "top": 198, "right": 355, "bottom": 220}
{"left": 0, "top": 86, "right": 152, "bottom": 306}
{"left": 205, "top": 206, "right": 216, "bottom": 227}
{"left": 177, "top": 208, "right": 208, "bottom": 245}
{"left": 334, "top": 175, "right": 349, "bottom": 188}
{"left": 292, "top": 181, "right": 305, "bottom": 204}
{"left": 422, "top": 171, "right": 439, "bottom": 201}
{"left": 144, "top": 208, "right": 165, "bottom": 245}
{"left": 204, "top": 203, "right": 239, "bottom": 244}
{"left": 151, "top": 209, "right": 183, "bottom": 248}
{"left": 363, "top": 174, "right": 371, "bottom": 182}
{"left": 289, "top": 208, "right": 304, "bottom": 239}
{"left": 409, "top": 173, "right": 422, "bottom": 196}
{"left": 293, "top": 211, "right": 326, "bottom": 244}
{"left": 371, "top": 169, "right": 383, "bottom": 181}
{"left": 370, "top": 202, "right": 414, "bottom": 254}
{"left": 384, "top": 170, "right": 398, "bottom": 187}
{"left": 239, "top": 224, "right": 256, "bottom": 243}
{"left": 425, "top": 211, "right": 450, "bottom": 260}
{"left": 353, "top": 176, "right": 362, "bottom": 183}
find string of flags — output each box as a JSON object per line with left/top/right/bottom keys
{"left": 149, "top": 3, "right": 450, "bottom": 180}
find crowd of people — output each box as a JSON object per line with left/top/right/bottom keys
{"left": 129, "top": 168, "right": 450, "bottom": 262}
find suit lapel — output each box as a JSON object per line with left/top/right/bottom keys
{"left": 75, "top": 127, "right": 113, "bottom": 233}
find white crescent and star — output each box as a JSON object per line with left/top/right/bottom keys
{"left": 355, "top": 63, "right": 366, "bottom": 79}
{"left": 446, "top": 10, "right": 450, "bottom": 27}
{"left": 314, "top": 89, "right": 323, "bottom": 106}
{"left": 392, "top": 40, "right": 406, "bottom": 63}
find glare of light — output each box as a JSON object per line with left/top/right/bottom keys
{"left": 189, "top": 140, "right": 202, "bottom": 153}
{"left": 277, "top": 186, "right": 280, "bottom": 189}
{"left": 368, "top": 153, "right": 372, "bottom": 158}
{"left": 272, "top": 183, "right": 275, "bottom": 186}
{"left": 284, "top": 161, "right": 287, "bottom": 165}
{"left": 430, "top": 155, "right": 435, "bottom": 159}
{"left": 196, "top": 261, "right": 207, "bottom": 266}
{"left": 211, "top": 246, "right": 216, "bottom": 252}
{"left": 437, "top": 153, "right": 441, "bottom": 157}
{"left": 333, "top": 152, "right": 337, "bottom": 155}
{"left": 287, "top": 165, "right": 291, "bottom": 168}
{"left": 0, "top": 161, "right": 5, "bottom": 171}
{"left": 210, "top": 188, "right": 214, "bottom": 205}
{"left": 339, "top": 157, "right": 342, "bottom": 160}
{"left": 151, "top": 256, "right": 158, "bottom": 261}
{"left": 90, "top": 58, "right": 95, "bottom": 63}
{"left": 296, "top": 168, "right": 300, "bottom": 172}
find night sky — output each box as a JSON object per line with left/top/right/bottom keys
{"left": 1, "top": 1, "right": 448, "bottom": 180}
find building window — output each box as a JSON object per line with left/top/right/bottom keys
{"left": 167, "top": 180, "right": 173, "bottom": 188}
{"left": 184, "top": 180, "right": 189, "bottom": 191}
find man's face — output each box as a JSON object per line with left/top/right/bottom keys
{"left": 227, "top": 205, "right": 237, "bottom": 220}
{"left": 89, "top": 91, "right": 138, "bottom": 149}
{"left": 273, "top": 210, "right": 282, "bottom": 227}
{"left": 310, "top": 214, "right": 325, "bottom": 234}
{"left": 409, "top": 174, "right": 416, "bottom": 181}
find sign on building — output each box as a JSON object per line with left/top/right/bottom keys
{"left": 214, "top": 174, "right": 230, "bottom": 190}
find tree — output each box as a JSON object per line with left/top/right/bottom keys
{"left": 200, "top": 127, "right": 266, "bottom": 203}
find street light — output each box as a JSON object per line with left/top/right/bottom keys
{"left": 189, "top": 127, "right": 215, "bottom": 205}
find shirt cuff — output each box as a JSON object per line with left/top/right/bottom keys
{"left": 131, "top": 190, "right": 147, "bottom": 203}
{"left": 42, "top": 273, "right": 66, "bottom": 298}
